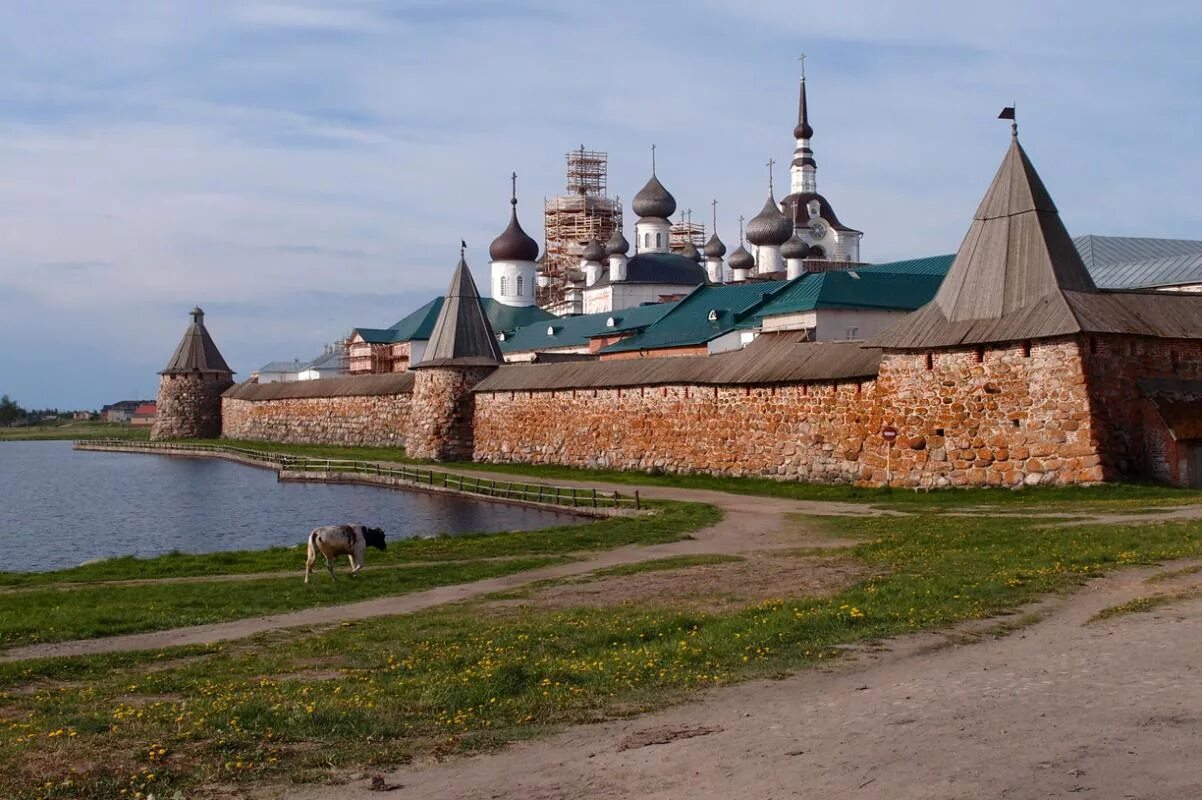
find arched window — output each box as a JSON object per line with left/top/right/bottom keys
{"left": 656, "top": 233, "right": 662, "bottom": 248}
{"left": 516, "top": 275, "right": 524, "bottom": 296}
{"left": 809, "top": 245, "right": 825, "bottom": 259}
{"left": 644, "top": 233, "right": 651, "bottom": 248}
{"left": 499, "top": 276, "right": 509, "bottom": 296}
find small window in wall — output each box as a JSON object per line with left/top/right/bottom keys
{"left": 925, "top": 353, "right": 934, "bottom": 370}
{"left": 974, "top": 347, "right": 985, "bottom": 363}
{"left": 1022, "top": 341, "right": 1032, "bottom": 358}
{"left": 1172, "top": 349, "right": 1181, "bottom": 371}
{"left": 499, "top": 276, "right": 509, "bottom": 296}
{"left": 656, "top": 233, "right": 663, "bottom": 248}
{"left": 1089, "top": 336, "right": 1098, "bottom": 354}
{"left": 516, "top": 275, "right": 524, "bottom": 296}
{"left": 845, "top": 327, "right": 859, "bottom": 340}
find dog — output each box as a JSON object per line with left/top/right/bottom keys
{"left": 304, "top": 524, "right": 387, "bottom": 583}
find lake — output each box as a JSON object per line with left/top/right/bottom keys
{"left": 0, "top": 441, "right": 581, "bottom": 572}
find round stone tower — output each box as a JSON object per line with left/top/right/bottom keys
{"left": 407, "top": 251, "right": 502, "bottom": 461}
{"left": 152, "top": 307, "right": 235, "bottom": 440}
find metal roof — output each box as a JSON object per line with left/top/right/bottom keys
{"left": 1074, "top": 234, "right": 1202, "bottom": 269}
{"left": 255, "top": 360, "right": 306, "bottom": 374}
{"left": 161, "top": 307, "right": 234, "bottom": 375}
{"left": 1087, "top": 252, "right": 1202, "bottom": 290}
{"left": 588, "top": 252, "right": 708, "bottom": 289}
{"left": 499, "top": 302, "right": 676, "bottom": 353}
{"left": 416, "top": 255, "right": 504, "bottom": 368}
{"left": 631, "top": 173, "right": 676, "bottom": 219}
{"left": 861, "top": 254, "right": 955, "bottom": 276}
{"left": 753, "top": 270, "right": 944, "bottom": 318}
{"left": 355, "top": 296, "right": 553, "bottom": 345}
{"left": 602, "top": 280, "right": 790, "bottom": 353}
{"left": 225, "top": 372, "right": 414, "bottom": 400}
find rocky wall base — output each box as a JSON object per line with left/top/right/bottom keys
{"left": 407, "top": 366, "right": 496, "bottom": 461}
{"left": 152, "top": 374, "right": 233, "bottom": 440}
{"left": 221, "top": 393, "right": 410, "bottom": 448}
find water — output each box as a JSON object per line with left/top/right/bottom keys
{"left": 0, "top": 441, "right": 581, "bottom": 572}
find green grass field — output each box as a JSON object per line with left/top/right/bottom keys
{"left": 4, "top": 503, "right": 1202, "bottom": 798}
{"left": 0, "top": 422, "right": 149, "bottom": 442}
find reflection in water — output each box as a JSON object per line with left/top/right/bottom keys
{"left": 0, "top": 441, "right": 581, "bottom": 572}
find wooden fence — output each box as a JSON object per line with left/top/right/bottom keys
{"left": 75, "top": 439, "right": 641, "bottom": 512}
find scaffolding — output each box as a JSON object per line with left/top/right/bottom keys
{"left": 670, "top": 222, "right": 706, "bottom": 253}
{"left": 540, "top": 147, "right": 623, "bottom": 309}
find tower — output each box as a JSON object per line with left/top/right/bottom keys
{"left": 541, "top": 147, "right": 622, "bottom": 309}
{"left": 745, "top": 160, "right": 792, "bottom": 275}
{"left": 489, "top": 173, "right": 540, "bottom": 308}
{"left": 407, "top": 250, "right": 503, "bottom": 461}
{"left": 632, "top": 145, "right": 676, "bottom": 255}
{"left": 703, "top": 200, "right": 727, "bottom": 283}
{"left": 781, "top": 57, "right": 863, "bottom": 263}
{"left": 152, "top": 307, "right": 235, "bottom": 440}
{"left": 728, "top": 216, "right": 754, "bottom": 282}
{"left": 605, "top": 226, "right": 629, "bottom": 282}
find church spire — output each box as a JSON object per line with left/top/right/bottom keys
{"left": 790, "top": 54, "right": 817, "bottom": 195}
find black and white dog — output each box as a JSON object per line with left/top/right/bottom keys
{"left": 304, "top": 524, "right": 387, "bottom": 583}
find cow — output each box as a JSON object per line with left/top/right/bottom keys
{"left": 304, "top": 524, "right": 387, "bottom": 583}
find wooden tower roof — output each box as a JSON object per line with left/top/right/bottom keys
{"left": 160, "top": 307, "right": 233, "bottom": 375}
{"left": 415, "top": 254, "right": 504, "bottom": 368}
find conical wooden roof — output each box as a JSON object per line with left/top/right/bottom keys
{"left": 416, "top": 255, "right": 504, "bottom": 368}
{"left": 872, "top": 133, "right": 1100, "bottom": 349}
{"left": 160, "top": 307, "right": 233, "bottom": 375}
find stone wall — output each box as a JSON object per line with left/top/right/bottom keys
{"left": 872, "top": 338, "right": 1101, "bottom": 487}
{"left": 407, "top": 366, "right": 496, "bottom": 461}
{"left": 221, "top": 393, "right": 410, "bottom": 447}
{"left": 1081, "top": 334, "right": 1202, "bottom": 485}
{"left": 473, "top": 338, "right": 1112, "bottom": 488}
{"left": 152, "top": 373, "right": 233, "bottom": 440}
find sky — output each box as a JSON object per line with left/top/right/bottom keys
{"left": 1, "top": 0, "right": 1201, "bottom": 409}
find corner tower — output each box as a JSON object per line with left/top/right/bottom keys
{"left": 406, "top": 250, "right": 503, "bottom": 461}
{"left": 151, "top": 307, "right": 235, "bottom": 440}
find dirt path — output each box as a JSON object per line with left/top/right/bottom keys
{"left": 0, "top": 492, "right": 876, "bottom": 662}
{"left": 289, "top": 561, "right": 1202, "bottom": 800}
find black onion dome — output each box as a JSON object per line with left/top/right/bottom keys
{"left": 703, "top": 233, "right": 726, "bottom": 258}
{"left": 631, "top": 174, "right": 677, "bottom": 219}
{"left": 680, "top": 239, "right": 701, "bottom": 262}
{"left": 728, "top": 244, "right": 755, "bottom": 270}
{"left": 746, "top": 196, "right": 793, "bottom": 246}
{"left": 581, "top": 237, "right": 606, "bottom": 262}
{"left": 781, "top": 232, "right": 811, "bottom": 259}
{"left": 489, "top": 206, "right": 540, "bottom": 262}
{"left": 605, "top": 227, "right": 629, "bottom": 256}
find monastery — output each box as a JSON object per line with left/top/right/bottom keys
{"left": 152, "top": 68, "right": 1202, "bottom": 489}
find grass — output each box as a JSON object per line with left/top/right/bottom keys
{"left": 1088, "top": 587, "right": 1202, "bottom": 623}
{"left": 169, "top": 438, "right": 1202, "bottom": 512}
{"left": 0, "top": 501, "right": 718, "bottom": 646}
{"left": 0, "top": 423, "right": 149, "bottom": 442}
{"left": 7, "top": 509, "right": 1202, "bottom": 797}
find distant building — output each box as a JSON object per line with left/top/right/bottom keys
{"left": 297, "top": 344, "right": 346, "bottom": 381}
{"left": 252, "top": 360, "right": 306, "bottom": 383}
{"left": 100, "top": 400, "right": 151, "bottom": 423}
{"left": 130, "top": 402, "right": 157, "bottom": 427}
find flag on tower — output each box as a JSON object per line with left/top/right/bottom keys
{"left": 998, "top": 106, "right": 1016, "bottom": 120}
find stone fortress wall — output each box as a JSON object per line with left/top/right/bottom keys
{"left": 211, "top": 334, "right": 1202, "bottom": 488}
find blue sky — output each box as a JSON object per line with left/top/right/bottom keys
{"left": 1, "top": 0, "right": 1201, "bottom": 408}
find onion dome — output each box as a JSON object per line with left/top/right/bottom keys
{"left": 680, "top": 239, "right": 701, "bottom": 262}
{"left": 489, "top": 178, "right": 540, "bottom": 262}
{"left": 631, "top": 174, "right": 677, "bottom": 219}
{"left": 781, "top": 231, "right": 811, "bottom": 259}
{"left": 746, "top": 196, "right": 793, "bottom": 246}
{"left": 581, "top": 237, "right": 606, "bottom": 262}
{"left": 728, "top": 244, "right": 755, "bottom": 271}
{"left": 605, "top": 227, "right": 629, "bottom": 256}
{"left": 703, "top": 232, "right": 726, "bottom": 259}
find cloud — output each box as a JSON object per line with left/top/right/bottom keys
{"left": 1, "top": 0, "right": 1200, "bottom": 407}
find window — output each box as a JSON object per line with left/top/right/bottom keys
{"left": 644, "top": 233, "right": 651, "bottom": 248}
{"left": 1021, "top": 341, "right": 1032, "bottom": 358}
{"left": 656, "top": 233, "right": 663, "bottom": 248}
{"left": 846, "top": 327, "right": 859, "bottom": 340}
{"left": 974, "top": 347, "right": 985, "bottom": 363}
{"left": 516, "top": 275, "right": 524, "bottom": 296}
{"left": 925, "top": 353, "right": 934, "bottom": 370}
{"left": 499, "top": 276, "right": 508, "bottom": 296}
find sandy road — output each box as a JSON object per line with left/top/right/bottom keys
{"left": 288, "top": 562, "right": 1202, "bottom": 800}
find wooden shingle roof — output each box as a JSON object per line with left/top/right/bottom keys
{"left": 872, "top": 133, "right": 1202, "bottom": 349}
{"left": 415, "top": 255, "right": 504, "bottom": 368}
{"left": 161, "top": 307, "right": 233, "bottom": 375}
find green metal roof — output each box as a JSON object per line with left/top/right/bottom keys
{"left": 499, "top": 302, "right": 676, "bottom": 353}
{"left": 861, "top": 254, "right": 955, "bottom": 276}
{"left": 355, "top": 298, "right": 554, "bottom": 345}
{"left": 753, "top": 270, "right": 945, "bottom": 319}
{"left": 602, "top": 281, "right": 790, "bottom": 354}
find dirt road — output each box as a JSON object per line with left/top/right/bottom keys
{"left": 289, "top": 563, "right": 1202, "bottom": 800}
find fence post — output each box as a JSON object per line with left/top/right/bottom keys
{"left": 634, "top": 490, "right": 641, "bottom": 510}
{"left": 591, "top": 488, "right": 597, "bottom": 509}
